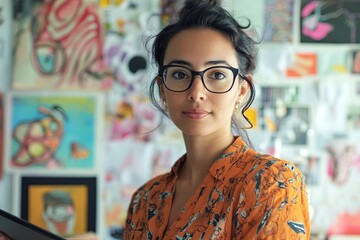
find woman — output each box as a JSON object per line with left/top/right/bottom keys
{"left": 125, "top": 0, "right": 310, "bottom": 239}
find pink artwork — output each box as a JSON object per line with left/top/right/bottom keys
{"left": 327, "top": 211, "right": 360, "bottom": 237}
{"left": 352, "top": 50, "right": 360, "bottom": 73}
{"left": 300, "top": 0, "right": 360, "bottom": 43}
{"left": 326, "top": 137, "right": 359, "bottom": 185}
{"left": 301, "top": 1, "right": 333, "bottom": 41}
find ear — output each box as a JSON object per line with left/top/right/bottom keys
{"left": 156, "top": 76, "right": 166, "bottom": 102}
{"left": 238, "top": 75, "right": 251, "bottom": 100}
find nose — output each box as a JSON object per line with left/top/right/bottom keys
{"left": 187, "top": 75, "right": 207, "bottom": 102}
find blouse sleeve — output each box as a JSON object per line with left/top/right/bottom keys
{"left": 233, "top": 160, "right": 310, "bottom": 239}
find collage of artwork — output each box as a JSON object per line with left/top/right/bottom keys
{"left": 0, "top": 0, "right": 360, "bottom": 239}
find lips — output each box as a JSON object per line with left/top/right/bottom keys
{"left": 183, "top": 108, "right": 210, "bottom": 119}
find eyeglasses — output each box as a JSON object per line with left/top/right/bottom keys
{"left": 159, "top": 65, "right": 242, "bottom": 93}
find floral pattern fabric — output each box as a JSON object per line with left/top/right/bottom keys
{"left": 125, "top": 137, "right": 310, "bottom": 239}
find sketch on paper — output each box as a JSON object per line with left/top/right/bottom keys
{"left": 7, "top": 92, "right": 100, "bottom": 171}
{"left": 100, "top": 0, "right": 156, "bottom": 96}
{"left": 103, "top": 139, "right": 182, "bottom": 239}
{"left": 301, "top": 0, "right": 360, "bottom": 43}
{"left": 103, "top": 140, "right": 154, "bottom": 239}
{"left": 12, "top": 0, "right": 114, "bottom": 90}
{"left": 100, "top": 1, "right": 162, "bottom": 141}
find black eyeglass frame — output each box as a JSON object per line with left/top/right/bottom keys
{"left": 159, "top": 64, "right": 245, "bottom": 94}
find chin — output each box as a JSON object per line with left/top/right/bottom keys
{"left": 177, "top": 125, "right": 214, "bottom": 137}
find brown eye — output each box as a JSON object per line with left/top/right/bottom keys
{"left": 211, "top": 72, "right": 226, "bottom": 80}
{"left": 172, "top": 71, "right": 188, "bottom": 79}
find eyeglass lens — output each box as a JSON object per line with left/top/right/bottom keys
{"left": 163, "top": 66, "right": 235, "bottom": 93}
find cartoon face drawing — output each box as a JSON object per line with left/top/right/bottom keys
{"left": 42, "top": 190, "right": 75, "bottom": 235}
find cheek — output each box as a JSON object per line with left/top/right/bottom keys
{"left": 164, "top": 92, "right": 183, "bottom": 111}
{"left": 214, "top": 95, "right": 237, "bottom": 114}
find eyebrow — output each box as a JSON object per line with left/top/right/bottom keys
{"left": 165, "top": 60, "right": 232, "bottom": 67}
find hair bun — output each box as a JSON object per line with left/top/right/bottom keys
{"left": 208, "top": 0, "right": 221, "bottom": 7}
{"left": 179, "top": 0, "right": 221, "bottom": 20}
{"left": 184, "top": 0, "right": 221, "bottom": 7}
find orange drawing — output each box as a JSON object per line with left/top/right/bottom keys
{"left": 286, "top": 53, "right": 317, "bottom": 77}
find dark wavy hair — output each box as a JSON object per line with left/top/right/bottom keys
{"left": 148, "top": 0, "right": 260, "bottom": 147}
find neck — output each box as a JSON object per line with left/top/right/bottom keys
{"left": 180, "top": 130, "right": 235, "bottom": 184}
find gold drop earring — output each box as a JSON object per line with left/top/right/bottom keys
{"left": 162, "top": 100, "right": 168, "bottom": 112}
{"left": 234, "top": 100, "right": 241, "bottom": 112}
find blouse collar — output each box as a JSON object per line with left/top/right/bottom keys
{"left": 168, "top": 136, "right": 247, "bottom": 182}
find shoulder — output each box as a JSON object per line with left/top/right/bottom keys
{"left": 241, "top": 148, "right": 305, "bottom": 184}
{"left": 228, "top": 148, "right": 307, "bottom": 204}
{"left": 232, "top": 151, "right": 310, "bottom": 238}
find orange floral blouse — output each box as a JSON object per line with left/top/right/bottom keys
{"left": 124, "top": 137, "right": 310, "bottom": 239}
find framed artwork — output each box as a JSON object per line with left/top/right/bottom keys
{"left": 300, "top": 0, "right": 360, "bottom": 44}
{"left": 259, "top": 105, "right": 311, "bottom": 146}
{"left": 15, "top": 175, "right": 97, "bottom": 237}
{"left": 4, "top": 91, "right": 104, "bottom": 172}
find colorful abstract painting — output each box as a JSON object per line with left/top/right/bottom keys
{"left": 300, "top": 0, "right": 360, "bottom": 43}
{"left": 20, "top": 176, "right": 97, "bottom": 237}
{"left": 264, "top": 0, "right": 295, "bottom": 42}
{"left": 6, "top": 92, "right": 102, "bottom": 171}
{"left": 12, "top": 0, "right": 114, "bottom": 90}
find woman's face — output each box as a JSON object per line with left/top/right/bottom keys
{"left": 159, "top": 28, "right": 248, "bottom": 137}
